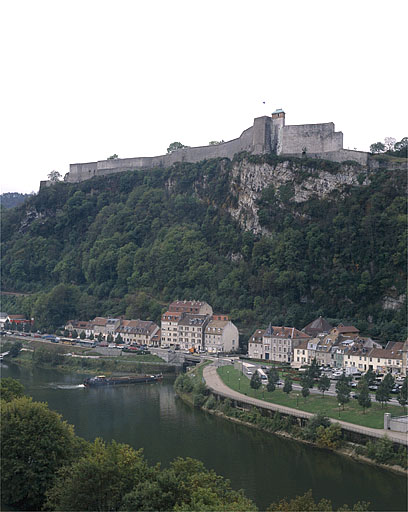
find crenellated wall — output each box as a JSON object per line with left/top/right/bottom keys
{"left": 65, "top": 113, "right": 368, "bottom": 184}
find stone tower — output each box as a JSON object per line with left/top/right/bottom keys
{"left": 271, "top": 108, "right": 285, "bottom": 154}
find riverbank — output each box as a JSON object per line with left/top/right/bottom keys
{"left": 4, "top": 344, "right": 177, "bottom": 376}
{"left": 175, "top": 364, "right": 407, "bottom": 475}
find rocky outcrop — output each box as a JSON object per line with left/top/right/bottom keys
{"left": 227, "top": 159, "right": 370, "bottom": 234}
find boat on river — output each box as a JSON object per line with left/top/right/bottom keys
{"left": 83, "top": 374, "right": 163, "bottom": 387}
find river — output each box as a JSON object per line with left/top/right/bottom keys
{"left": 1, "top": 362, "right": 406, "bottom": 511}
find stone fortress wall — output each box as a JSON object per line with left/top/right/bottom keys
{"left": 66, "top": 110, "right": 369, "bottom": 184}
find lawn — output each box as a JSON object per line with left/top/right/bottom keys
{"left": 217, "top": 366, "right": 404, "bottom": 429}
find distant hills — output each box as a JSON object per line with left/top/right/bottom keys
{"left": 0, "top": 192, "right": 33, "bottom": 209}
{"left": 1, "top": 154, "right": 406, "bottom": 342}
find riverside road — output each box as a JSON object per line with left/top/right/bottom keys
{"left": 203, "top": 363, "right": 408, "bottom": 446}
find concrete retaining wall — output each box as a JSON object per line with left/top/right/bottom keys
{"left": 384, "top": 413, "right": 408, "bottom": 433}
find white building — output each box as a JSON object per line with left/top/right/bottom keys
{"left": 204, "top": 317, "right": 239, "bottom": 353}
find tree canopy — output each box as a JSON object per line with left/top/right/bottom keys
{"left": 167, "top": 142, "right": 188, "bottom": 153}
{"left": 1, "top": 396, "right": 80, "bottom": 510}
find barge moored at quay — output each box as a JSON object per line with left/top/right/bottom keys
{"left": 84, "top": 374, "right": 163, "bottom": 387}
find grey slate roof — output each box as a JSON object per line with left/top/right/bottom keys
{"left": 302, "top": 316, "right": 333, "bottom": 337}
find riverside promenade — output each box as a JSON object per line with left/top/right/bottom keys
{"left": 203, "top": 364, "right": 408, "bottom": 446}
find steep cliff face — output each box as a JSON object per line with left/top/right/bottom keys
{"left": 226, "top": 158, "right": 370, "bottom": 234}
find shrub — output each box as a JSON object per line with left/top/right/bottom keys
{"left": 193, "top": 393, "right": 206, "bottom": 408}
{"left": 302, "top": 413, "right": 331, "bottom": 441}
{"left": 316, "top": 424, "right": 342, "bottom": 450}
{"left": 205, "top": 395, "right": 217, "bottom": 410}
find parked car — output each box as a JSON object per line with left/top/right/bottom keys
{"left": 369, "top": 385, "right": 378, "bottom": 391}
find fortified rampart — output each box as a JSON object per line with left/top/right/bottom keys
{"left": 66, "top": 110, "right": 370, "bottom": 184}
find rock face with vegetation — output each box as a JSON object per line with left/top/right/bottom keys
{"left": 1, "top": 154, "right": 406, "bottom": 341}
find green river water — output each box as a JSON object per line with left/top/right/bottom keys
{"left": 1, "top": 362, "right": 406, "bottom": 511}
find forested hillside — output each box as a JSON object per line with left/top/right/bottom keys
{"left": 1, "top": 154, "right": 406, "bottom": 342}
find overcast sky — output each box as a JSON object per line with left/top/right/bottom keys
{"left": 1, "top": 0, "right": 407, "bottom": 194}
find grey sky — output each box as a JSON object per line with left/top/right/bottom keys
{"left": 1, "top": 0, "right": 406, "bottom": 193}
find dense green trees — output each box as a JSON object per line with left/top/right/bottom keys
{"left": 1, "top": 397, "right": 80, "bottom": 510}
{"left": 1, "top": 155, "right": 406, "bottom": 341}
{"left": 0, "top": 377, "right": 25, "bottom": 401}
{"left": 45, "top": 439, "right": 151, "bottom": 511}
{"left": 267, "top": 488, "right": 369, "bottom": 511}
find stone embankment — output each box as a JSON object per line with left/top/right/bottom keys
{"left": 203, "top": 364, "right": 408, "bottom": 446}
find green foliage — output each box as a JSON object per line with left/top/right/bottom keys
{"left": 33, "top": 346, "right": 65, "bottom": 367}
{"left": 0, "top": 377, "right": 25, "bottom": 401}
{"left": 174, "top": 373, "right": 194, "bottom": 394}
{"left": 1, "top": 397, "right": 79, "bottom": 510}
{"left": 365, "top": 436, "right": 396, "bottom": 465}
{"left": 283, "top": 377, "right": 292, "bottom": 394}
{"left": 250, "top": 371, "right": 262, "bottom": 391}
{"left": 336, "top": 374, "right": 351, "bottom": 409}
{"left": 308, "top": 358, "right": 321, "bottom": 380}
{"left": 167, "top": 142, "right": 188, "bottom": 153}
{"left": 1, "top": 157, "right": 406, "bottom": 341}
{"left": 121, "top": 457, "right": 257, "bottom": 512}
{"left": 375, "top": 381, "right": 390, "bottom": 408}
{"left": 316, "top": 423, "right": 342, "bottom": 450}
{"left": 300, "top": 372, "right": 314, "bottom": 389}
{"left": 8, "top": 340, "right": 23, "bottom": 357}
{"left": 317, "top": 375, "right": 330, "bottom": 396}
{"left": 267, "top": 489, "right": 369, "bottom": 511}
{"left": 370, "top": 142, "right": 386, "bottom": 154}
{"left": 357, "top": 381, "right": 371, "bottom": 412}
{"left": 302, "top": 413, "right": 331, "bottom": 442}
{"left": 204, "top": 394, "right": 217, "bottom": 410}
{"left": 382, "top": 372, "right": 395, "bottom": 392}
{"left": 46, "top": 438, "right": 150, "bottom": 511}
{"left": 266, "top": 381, "right": 276, "bottom": 392}
{"left": 362, "top": 368, "right": 376, "bottom": 387}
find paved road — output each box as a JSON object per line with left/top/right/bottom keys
{"left": 203, "top": 364, "right": 408, "bottom": 446}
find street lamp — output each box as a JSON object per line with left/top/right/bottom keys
{"left": 227, "top": 370, "right": 230, "bottom": 384}
{"left": 296, "top": 393, "right": 300, "bottom": 407}
{"left": 338, "top": 403, "right": 341, "bottom": 418}
{"left": 238, "top": 377, "right": 241, "bottom": 391}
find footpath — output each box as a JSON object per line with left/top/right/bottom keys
{"left": 203, "top": 364, "right": 408, "bottom": 446}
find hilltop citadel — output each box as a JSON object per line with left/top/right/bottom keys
{"left": 65, "top": 109, "right": 370, "bottom": 184}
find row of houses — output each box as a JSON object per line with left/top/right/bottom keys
{"left": 64, "top": 301, "right": 239, "bottom": 353}
{"left": 248, "top": 316, "right": 408, "bottom": 376}
{"left": 65, "top": 317, "right": 160, "bottom": 346}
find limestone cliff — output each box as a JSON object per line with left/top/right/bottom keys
{"left": 223, "top": 157, "right": 370, "bottom": 234}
